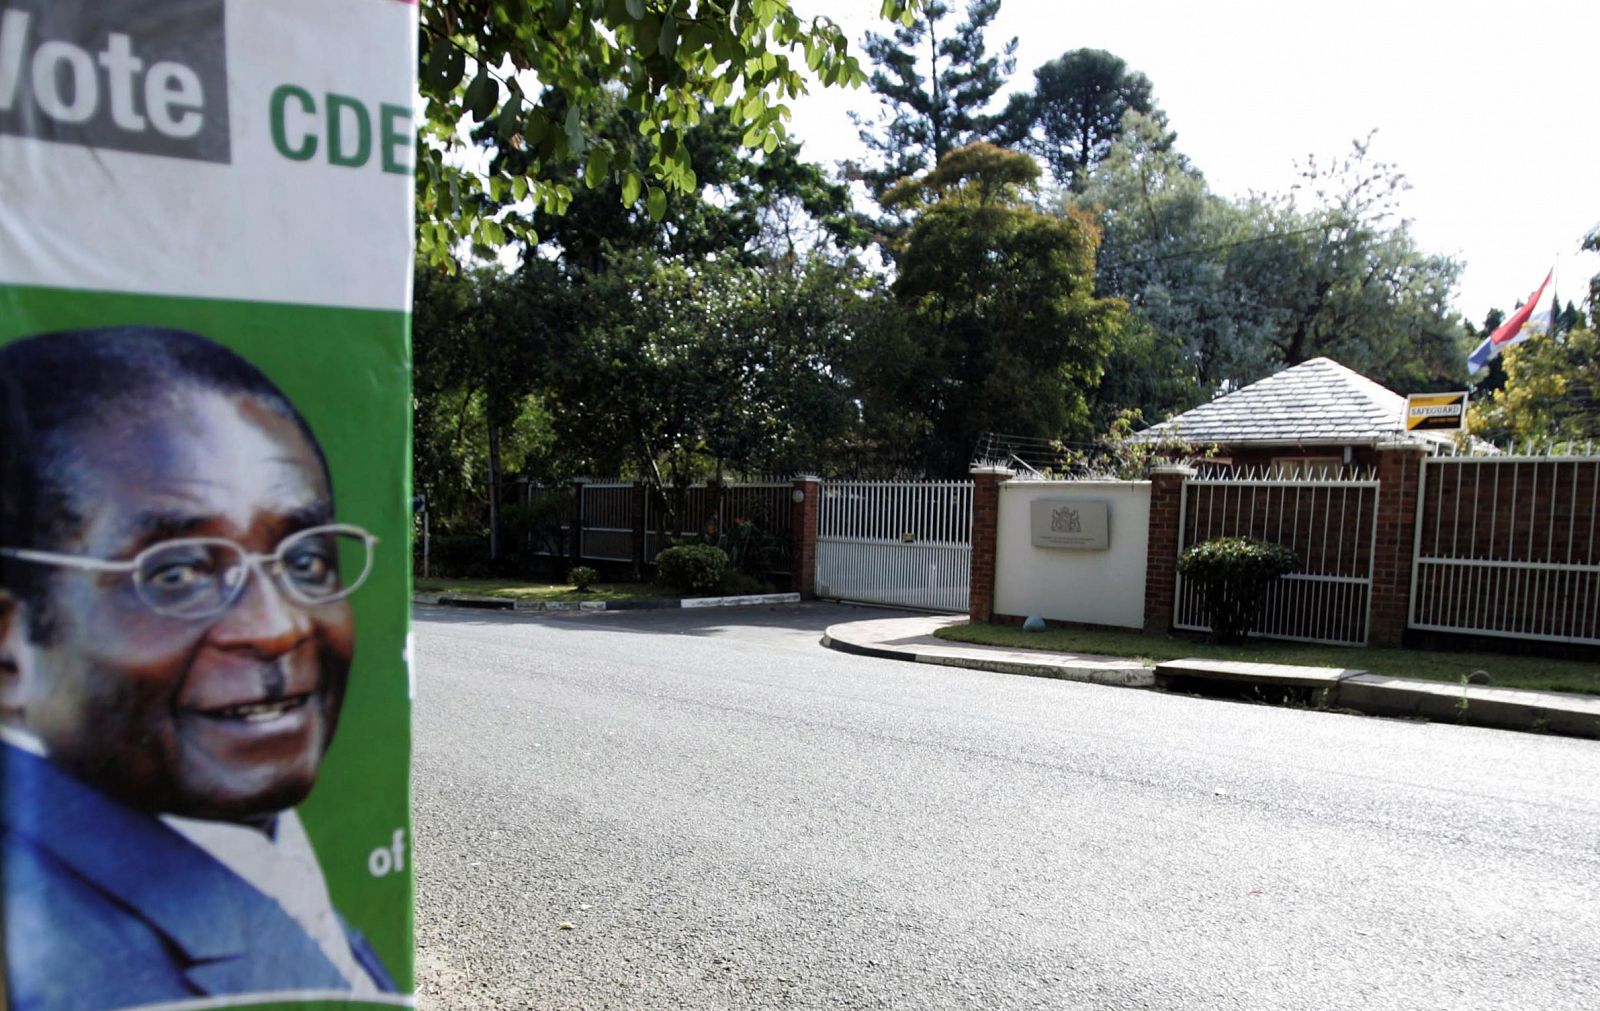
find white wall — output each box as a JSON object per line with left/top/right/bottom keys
{"left": 994, "top": 481, "right": 1151, "bottom": 630}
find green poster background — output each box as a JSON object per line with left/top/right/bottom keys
{"left": 0, "top": 282, "right": 414, "bottom": 1002}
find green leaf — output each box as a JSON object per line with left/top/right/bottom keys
{"left": 545, "top": 0, "right": 573, "bottom": 30}
{"left": 480, "top": 219, "right": 507, "bottom": 246}
{"left": 584, "top": 148, "right": 608, "bottom": 189}
{"left": 423, "top": 36, "right": 453, "bottom": 85}
{"left": 658, "top": 14, "right": 677, "bottom": 59}
{"left": 524, "top": 108, "right": 549, "bottom": 143}
{"left": 635, "top": 14, "right": 660, "bottom": 56}
{"left": 464, "top": 71, "right": 496, "bottom": 122}
{"left": 624, "top": 0, "right": 645, "bottom": 19}
{"left": 512, "top": 175, "right": 529, "bottom": 201}
{"left": 646, "top": 186, "right": 666, "bottom": 221}
{"left": 621, "top": 171, "right": 641, "bottom": 205}
{"left": 444, "top": 47, "right": 466, "bottom": 92}
{"left": 496, "top": 98, "right": 521, "bottom": 139}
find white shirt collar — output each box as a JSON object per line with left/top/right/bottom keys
{"left": 0, "top": 724, "right": 48, "bottom": 757}
{"left": 161, "top": 809, "right": 380, "bottom": 995}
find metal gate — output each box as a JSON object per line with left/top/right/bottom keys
{"left": 1409, "top": 453, "right": 1600, "bottom": 645}
{"left": 1175, "top": 468, "right": 1379, "bottom": 646}
{"left": 816, "top": 480, "right": 973, "bottom": 611}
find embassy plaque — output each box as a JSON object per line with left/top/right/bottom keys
{"left": 1031, "top": 498, "right": 1110, "bottom": 550}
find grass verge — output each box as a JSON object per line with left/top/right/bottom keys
{"left": 414, "top": 577, "right": 684, "bottom": 603}
{"left": 934, "top": 622, "right": 1600, "bottom": 696}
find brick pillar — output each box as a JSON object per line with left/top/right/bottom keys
{"left": 1143, "top": 465, "right": 1193, "bottom": 635}
{"left": 790, "top": 476, "right": 820, "bottom": 599}
{"left": 569, "top": 477, "right": 587, "bottom": 570}
{"left": 1369, "top": 442, "right": 1428, "bottom": 647}
{"left": 630, "top": 481, "right": 647, "bottom": 580}
{"left": 968, "top": 466, "right": 1011, "bottom": 622}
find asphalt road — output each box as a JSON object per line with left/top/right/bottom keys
{"left": 413, "top": 602, "right": 1600, "bottom": 1011}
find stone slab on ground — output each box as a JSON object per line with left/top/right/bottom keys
{"left": 1155, "top": 658, "right": 1368, "bottom": 688}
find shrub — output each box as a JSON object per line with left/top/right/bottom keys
{"left": 568, "top": 565, "right": 599, "bottom": 592}
{"left": 1177, "top": 537, "right": 1299, "bottom": 644}
{"left": 655, "top": 544, "right": 730, "bottom": 595}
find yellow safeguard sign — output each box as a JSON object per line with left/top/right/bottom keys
{"left": 1404, "top": 392, "right": 1469, "bottom": 432}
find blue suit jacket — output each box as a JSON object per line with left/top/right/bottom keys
{"left": 1, "top": 742, "right": 396, "bottom": 1010}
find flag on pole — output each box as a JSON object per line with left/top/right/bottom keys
{"left": 1469, "top": 269, "right": 1554, "bottom": 371}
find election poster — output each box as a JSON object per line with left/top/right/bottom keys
{"left": 0, "top": 1, "right": 416, "bottom": 1008}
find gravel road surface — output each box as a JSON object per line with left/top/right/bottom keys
{"left": 413, "top": 602, "right": 1600, "bottom": 1010}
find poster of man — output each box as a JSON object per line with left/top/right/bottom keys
{"left": 0, "top": 328, "right": 399, "bottom": 1007}
{"left": 0, "top": 1, "right": 416, "bottom": 1004}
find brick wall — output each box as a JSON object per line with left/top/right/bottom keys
{"left": 791, "top": 477, "right": 819, "bottom": 599}
{"left": 1143, "top": 466, "right": 1190, "bottom": 634}
{"left": 1368, "top": 444, "right": 1428, "bottom": 647}
{"left": 967, "top": 468, "right": 1009, "bottom": 622}
{"left": 1410, "top": 457, "right": 1600, "bottom": 643}
{"left": 1217, "top": 445, "right": 1380, "bottom": 472}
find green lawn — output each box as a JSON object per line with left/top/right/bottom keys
{"left": 414, "top": 577, "right": 684, "bottom": 603}
{"left": 934, "top": 622, "right": 1600, "bottom": 697}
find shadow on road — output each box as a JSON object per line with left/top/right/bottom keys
{"left": 412, "top": 599, "right": 926, "bottom": 640}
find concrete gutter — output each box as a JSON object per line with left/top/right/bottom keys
{"left": 821, "top": 616, "right": 1600, "bottom": 741}
{"left": 415, "top": 591, "right": 801, "bottom": 612}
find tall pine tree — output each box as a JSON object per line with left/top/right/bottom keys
{"left": 997, "top": 48, "right": 1170, "bottom": 192}
{"left": 850, "top": 1, "right": 1017, "bottom": 200}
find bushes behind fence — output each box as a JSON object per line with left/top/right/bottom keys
{"left": 655, "top": 544, "right": 731, "bottom": 595}
{"left": 1177, "top": 537, "right": 1299, "bottom": 644}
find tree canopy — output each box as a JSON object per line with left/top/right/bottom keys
{"left": 1469, "top": 325, "right": 1600, "bottom": 446}
{"left": 881, "top": 143, "right": 1122, "bottom": 476}
{"left": 411, "top": 21, "right": 1492, "bottom": 574}
{"left": 998, "top": 48, "right": 1167, "bottom": 192}
{"left": 1224, "top": 138, "right": 1464, "bottom": 392}
{"left": 416, "top": 0, "right": 923, "bottom": 266}
{"left": 1072, "top": 112, "right": 1269, "bottom": 423}
{"left": 850, "top": 0, "right": 1016, "bottom": 198}
{"left": 1073, "top": 126, "right": 1465, "bottom": 415}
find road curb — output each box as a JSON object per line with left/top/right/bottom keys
{"left": 1336, "top": 673, "right": 1600, "bottom": 739}
{"left": 823, "top": 618, "right": 1600, "bottom": 741}
{"left": 1153, "top": 659, "right": 1600, "bottom": 740}
{"left": 416, "top": 591, "right": 801, "bottom": 612}
{"left": 821, "top": 628, "right": 1154, "bottom": 687}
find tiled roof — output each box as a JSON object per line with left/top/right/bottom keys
{"left": 1136, "top": 358, "right": 1443, "bottom": 446}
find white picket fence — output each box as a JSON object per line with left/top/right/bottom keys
{"left": 815, "top": 480, "right": 973, "bottom": 612}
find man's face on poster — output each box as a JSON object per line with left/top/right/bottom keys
{"left": 10, "top": 387, "right": 354, "bottom": 823}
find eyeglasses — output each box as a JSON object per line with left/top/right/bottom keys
{"left": 0, "top": 524, "right": 377, "bottom": 620}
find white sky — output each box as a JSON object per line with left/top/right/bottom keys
{"left": 786, "top": 0, "right": 1600, "bottom": 327}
